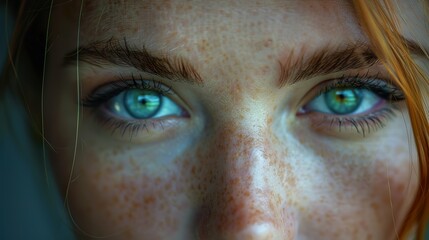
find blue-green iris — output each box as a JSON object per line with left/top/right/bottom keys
{"left": 124, "top": 89, "right": 162, "bottom": 118}
{"left": 324, "top": 88, "right": 363, "bottom": 114}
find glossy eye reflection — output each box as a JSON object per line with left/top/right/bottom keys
{"left": 124, "top": 90, "right": 162, "bottom": 118}
{"left": 105, "top": 89, "right": 182, "bottom": 119}
{"left": 304, "top": 87, "right": 381, "bottom": 115}
{"left": 324, "top": 88, "right": 363, "bottom": 114}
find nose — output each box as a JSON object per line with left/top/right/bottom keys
{"left": 195, "top": 124, "right": 297, "bottom": 240}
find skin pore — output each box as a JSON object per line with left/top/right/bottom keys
{"left": 40, "top": 0, "right": 428, "bottom": 239}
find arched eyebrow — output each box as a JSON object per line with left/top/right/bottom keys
{"left": 64, "top": 37, "right": 425, "bottom": 87}
{"left": 278, "top": 38, "right": 426, "bottom": 87}
{"left": 63, "top": 37, "right": 204, "bottom": 85}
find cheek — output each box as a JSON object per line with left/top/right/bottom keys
{"left": 296, "top": 149, "right": 417, "bottom": 239}
{"left": 370, "top": 159, "right": 418, "bottom": 224}
{"left": 55, "top": 147, "right": 199, "bottom": 239}
{"left": 48, "top": 111, "right": 418, "bottom": 240}
{"left": 287, "top": 121, "right": 417, "bottom": 238}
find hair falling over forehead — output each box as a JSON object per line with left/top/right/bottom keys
{"left": 1, "top": 0, "right": 429, "bottom": 239}
{"left": 353, "top": 0, "right": 429, "bottom": 239}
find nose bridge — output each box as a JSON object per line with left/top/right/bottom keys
{"left": 195, "top": 122, "right": 296, "bottom": 239}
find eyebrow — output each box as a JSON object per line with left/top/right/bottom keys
{"left": 278, "top": 38, "right": 425, "bottom": 87}
{"left": 63, "top": 38, "right": 204, "bottom": 84}
{"left": 64, "top": 37, "right": 425, "bottom": 87}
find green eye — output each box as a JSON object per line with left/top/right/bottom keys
{"left": 124, "top": 89, "right": 162, "bottom": 118}
{"left": 324, "top": 89, "right": 363, "bottom": 115}
{"left": 303, "top": 86, "right": 381, "bottom": 116}
{"left": 104, "top": 87, "right": 182, "bottom": 120}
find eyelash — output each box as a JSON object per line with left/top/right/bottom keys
{"left": 81, "top": 74, "right": 176, "bottom": 137}
{"left": 301, "top": 73, "right": 405, "bottom": 136}
{"left": 318, "top": 72, "right": 404, "bottom": 100}
{"left": 82, "top": 73, "right": 405, "bottom": 138}
{"left": 81, "top": 74, "right": 172, "bottom": 108}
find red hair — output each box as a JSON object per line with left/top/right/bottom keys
{"left": 353, "top": 0, "right": 429, "bottom": 239}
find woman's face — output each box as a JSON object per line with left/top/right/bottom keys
{"left": 43, "top": 0, "right": 428, "bottom": 239}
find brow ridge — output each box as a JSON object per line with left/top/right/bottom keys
{"left": 278, "top": 38, "right": 426, "bottom": 87}
{"left": 278, "top": 43, "right": 379, "bottom": 87}
{"left": 64, "top": 37, "right": 204, "bottom": 84}
{"left": 65, "top": 37, "right": 424, "bottom": 88}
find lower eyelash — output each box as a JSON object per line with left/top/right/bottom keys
{"left": 90, "top": 109, "right": 164, "bottom": 139}
{"left": 310, "top": 108, "right": 397, "bottom": 137}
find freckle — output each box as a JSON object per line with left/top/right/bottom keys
{"left": 257, "top": 65, "right": 270, "bottom": 75}
{"left": 263, "top": 38, "right": 273, "bottom": 48}
{"left": 127, "top": 210, "right": 135, "bottom": 219}
{"left": 267, "top": 117, "right": 273, "bottom": 126}
{"left": 112, "top": 195, "right": 119, "bottom": 204}
{"left": 197, "top": 39, "right": 209, "bottom": 53}
{"left": 222, "top": 53, "right": 229, "bottom": 61}
{"left": 131, "top": 201, "right": 141, "bottom": 208}
{"left": 230, "top": 80, "right": 244, "bottom": 100}
{"left": 144, "top": 196, "right": 155, "bottom": 204}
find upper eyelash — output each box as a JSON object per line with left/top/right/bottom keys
{"left": 305, "top": 73, "right": 405, "bottom": 136}
{"left": 81, "top": 74, "right": 173, "bottom": 108}
{"left": 82, "top": 72, "right": 404, "bottom": 138}
{"left": 318, "top": 72, "right": 405, "bottom": 101}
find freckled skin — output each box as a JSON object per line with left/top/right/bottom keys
{"left": 42, "top": 0, "right": 427, "bottom": 239}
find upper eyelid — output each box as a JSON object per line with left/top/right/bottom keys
{"left": 98, "top": 75, "right": 172, "bottom": 94}
{"left": 81, "top": 77, "right": 174, "bottom": 107}
{"left": 295, "top": 73, "right": 405, "bottom": 111}
{"left": 316, "top": 75, "right": 404, "bottom": 98}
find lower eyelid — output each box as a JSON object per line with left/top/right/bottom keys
{"left": 86, "top": 108, "right": 188, "bottom": 141}
{"left": 298, "top": 107, "right": 397, "bottom": 136}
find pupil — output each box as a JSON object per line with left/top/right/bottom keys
{"left": 124, "top": 89, "right": 162, "bottom": 118}
{"left": 336, "top": 93, "right": 347, "bottom": 102}
{"left": 138, "top": 96, "right": 148, "bottom": 105}
{"left": 337, "top": 92, "right": 346, "bottom": 101}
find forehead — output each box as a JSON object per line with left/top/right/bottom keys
{"left": 56, "top": 0, "right": 365, "bottom": 58}
{"left": 51, "top": 0, "right": 375, "bottom": 95}
{"left": 52, "top": 0, "right": 429, "bottom": 50}
{"left": 50, "top": 0, "right": 428, "bottom": 90}
{"left": 80, "top": 0, "right": 353, "bottom": 17}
